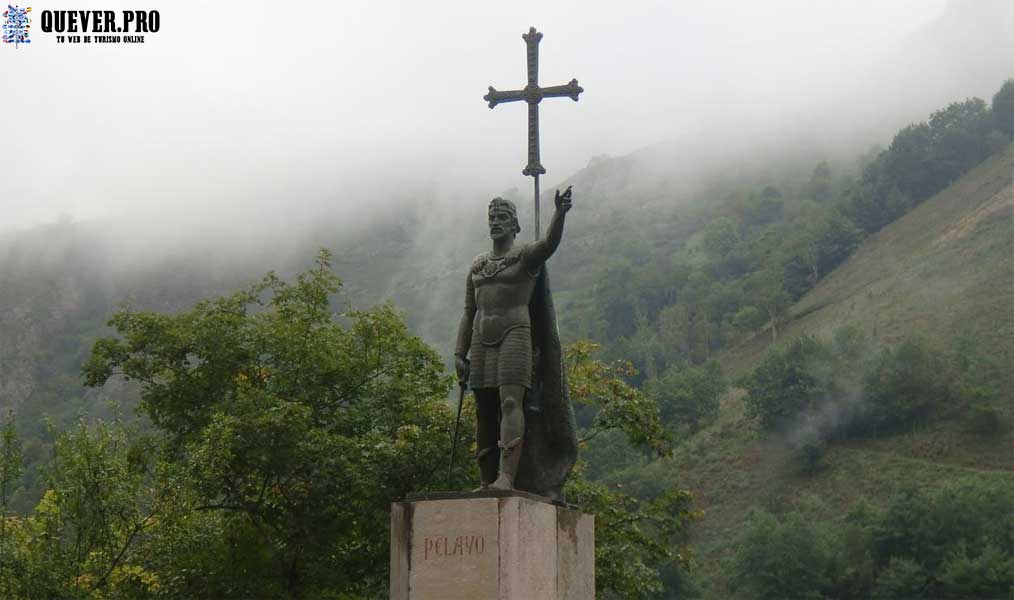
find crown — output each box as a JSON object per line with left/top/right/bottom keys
{"left": 488, "top": 197, "right": 517, "bottom": 216}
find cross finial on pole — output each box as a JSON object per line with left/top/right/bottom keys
{"left": 484, "top": 27, "right": 583, "bottom": 239}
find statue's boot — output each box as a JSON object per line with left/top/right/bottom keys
{"left": 489, "top": 437, "right": 522, "bottom": 490}
{"left": 472, "top": 446, "right": 498, "bottom": 492}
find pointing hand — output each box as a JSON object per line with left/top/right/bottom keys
{"left": 554, "top": 186, "right": 573, "bottom": 213}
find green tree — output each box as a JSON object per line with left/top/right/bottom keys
{"left": 0, "top": 416, "right": 24, "bottom": 598}
{"left": 845, "top": 95, "right": 996, "bottom": 234}
{"left": 566, "top": 340, "right": 672, "bottom": 458}
{"left": 18, "top": 418, "right": 159, "bottom": 599}
{"left": 644, "top": 360, "right": 726, "bottom": 432}
{"left": 728, "top": 305, "right": 766, "bottom": 336}
{"left": 869, "top": 479, "right": 1014, "bottom": 598}
{"left": 744, "top": 268, "right": 791, "bottom": 342}
{"left": 740, "top": 335, "right": 830, "bottom": 430}
{"left": 992, "top": 78, "right": 1014, "bottom": 135}
{"left": 82, "top": 250, "right": 462, "bottom": 598}
{"left": 937, "top": 544, "right": 1014, "bottom": 599}
{"left": 926, "top": 98, "right": 993, "bottom": 188}
{"left": 594, "top": 261, "right": 640, "bottom": 339}
{"left": 568, "top": 477, "right": 696, "bottom": 600}
{"left": 858, "top": 337, "right": 953, "bottom": 435}
{"left": 872, "top": 556, "right": 926, "bottom": 599}
{"left": 738, "top": 191, "right": 784, "bottom": 229}
{"left": 843, "top": 176, "right": 912, "bottom": 235}
{"left": 731, "top": 509, "right": 834, "bottom": 599}
{"left": 784, "top": 212, "right": 863, "bottom": 299}
{"left": 564, "top": 341, "right": 700, "bottom": 599}
{"left": 807, "top": 161, "right": 833, "bottom": 203}
{"left": 702, "top": 217, "right": 740, "bottom": 259}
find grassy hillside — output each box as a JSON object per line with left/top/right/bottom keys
{"left": 617, "top": 145, "right": 1014, "bottom": 597}
{"left": 725, "top": 144, "right": 1014, "bottom": 376}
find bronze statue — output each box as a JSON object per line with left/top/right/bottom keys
{"left": 454, "top": 187, "right": 578, "bottom": 502}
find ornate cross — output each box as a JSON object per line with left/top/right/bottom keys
{"left": 484, "top": 27, "right": 583, "bottom": 239}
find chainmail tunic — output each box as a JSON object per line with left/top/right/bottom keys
{"left": 468, "top": 326, "right": 532, "bottom": 389}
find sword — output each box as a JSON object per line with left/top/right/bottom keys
{"left": 448, "top": 374, "right": 468, "bottom": 488}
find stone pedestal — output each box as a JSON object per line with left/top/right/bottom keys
{"left": 390, "top": 490, "right": 594, "bottom": 599}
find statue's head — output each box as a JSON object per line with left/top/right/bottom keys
{"left": 488, "top": 197, "right": 520, "bottom": 241}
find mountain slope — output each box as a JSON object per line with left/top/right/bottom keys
{"left": 626, "top": 145, "right": 1014, "bottom": 597}
{"left": 726, "top": 143, "right": 1014, "bottom": 375}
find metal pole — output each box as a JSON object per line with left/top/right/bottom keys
{"left": 534, "top": 174, "right": 541, "bottom": 240}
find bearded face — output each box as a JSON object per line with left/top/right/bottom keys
{"left": 488, "top": 207, "right": 518, "bottom": 241}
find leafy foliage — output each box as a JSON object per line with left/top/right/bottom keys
{"left": 0, "top": 416, "right": 24, "bottom": 598}
{"left": 80, "top": 250, "right": 462, "bottom": 597}
{"left": 568, "top": 474, "right": 696, "bottom": 600}
{"left": 856, "top": 337, "right": 954, "bottom": 434}
{"left": 14, "top": 418, "right": 159, "bottom": 599}
{"left": 871, "top": 556, "right": 926, "bottom": 599}
{"left": 564, "top": 341, "right": 701, "bottom": 599}
{"left": 740, "top": 330, "right": 985, "bottom": 443}
{"left": 644, "top": 360, "right": 726, "bottom": 433}
{"left": 783, "top": 212, "right": 863, "bottom": 299}
{"left": 567, "top": 340, "right": 672, "bottom": 457}
{"left": 740, "top": 335, "right": 831, "bottom": 431}
{"left": 845, "top": 95, "right": 1003, "bottom": 234}
{"left": 871, "top": 480, "right": 1014, "bottom": 598}
{"left": 732, "top": 509, "right": 835, "bottom": 599}
{"left": 992, "top": 78, "right": 1014, "bottom": 135}
{"left": 702, "top": 217, "right": 740, "bottom": 258}
{"left": 732, "top": 478, "right": 1014, "bottom": 600}
{"left": 807, "top": 160, "right": 833, "bottom": 203}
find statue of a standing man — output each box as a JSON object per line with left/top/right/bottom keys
{"left": 454, "top": 187, "right": 578, "bottom": 500}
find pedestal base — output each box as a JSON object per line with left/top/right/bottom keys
{"left": 390, "top": 490, "right": 594, "bottom": 599}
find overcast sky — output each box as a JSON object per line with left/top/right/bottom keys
{"left": 2, "top": 0, "right": 1012, "bottom": 239}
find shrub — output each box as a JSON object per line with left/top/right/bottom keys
{"left": 872, "top": 556, "right": 927, "bottom": 599}
{"left": 741, "top": 336, "right": 831, "bottom": 431}
{"left": 730, "top": 305, "right": 766, "bottom": 334}
{"left": 872, "top": 479, "right": 1014, "bottom": 581}
{"left": 938, "top": 544, "right": 1014, "bottom": 599}
{"left": 857, "top": 337, "right": 953, "bottom": 435}
{"left": 992, "top": 79, "right": 1014, "bottom": 135}
{"left": 731, "top": 509, "right": 834, "bottom": 599}
{"left": 966, "top": 404, "right": 1004, "bottom": 435}
{"left": 644, "top": 360, "right": 726, "bottom": 432}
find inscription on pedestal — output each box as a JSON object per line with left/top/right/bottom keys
{"left": 423, "top": 534, "right": 486, "bottom": 560}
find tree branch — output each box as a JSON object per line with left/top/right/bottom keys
{"left": 90, "top": 511, "right": 155, "bottom": 592}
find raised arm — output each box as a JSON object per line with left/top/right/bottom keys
{"left": 527, "top": 186, "right": 573, "bottom": 267}
{"left": 454, "top": 272, "right": 476, "bottom": 383}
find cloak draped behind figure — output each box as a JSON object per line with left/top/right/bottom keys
{"left": 515, "top": 266, "right": 578, "bottom": 503}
